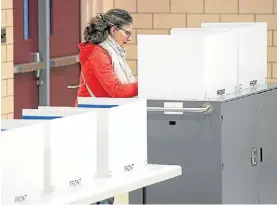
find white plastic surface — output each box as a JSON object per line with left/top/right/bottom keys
{"left": 105, "top": 100, "right": 147, "bottom": 177}
{"left": 47, "top": 111, "right": 97, "bottom": 195}
{"left": 137, "top": 34, "right": 205, "bottom": 100}
{"left": 21, "top": 109, "right": 97, "bottom": 195}
{"left": 1, "top": 119, "right": 45, "bottom": 130}
{"left": 204, "top": 30, "right": 238, "bottom": 96}
{"left": 201, "top": 22, "right": 267, "bottom": 90}
{"left": 77, "top": 98, "right": 148, "bottom": 178}
{"left": 0, "top": 123, "right": 46, "bottom": 204}
{"left": 137, "top": 32, "right": 238, "bottom": 99}
{"left": 77, "top": 97, "right": 139, "bottom": 106}
{"left": 22, "top": 109, "right": 87, "bottom": 117}
{"left": 171, "top": 28, "right": 238, "bottom": 97}
{"left": 23, "top": 164, "right": 182, "bottom": 205}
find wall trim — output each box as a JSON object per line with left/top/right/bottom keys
{"left": 80, "top": 0, "right": 96, "bottom": 42}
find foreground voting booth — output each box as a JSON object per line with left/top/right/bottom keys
{"left": 129, "top": 22, "right": 277, "bottom": 204}
{"left": 0, "top": 99, "right": 181, "bottom": 205}
{"left": 34, "top": 98, "right": 148, "bottom": 178}
{"left": 0, "top": 121, "right": 47, "bottom": 204}
{"left": 23, "top": 111, "right": 97, "bottom": 195}
{"left": 1, "top": 111, "right": 98, "bottom": 204}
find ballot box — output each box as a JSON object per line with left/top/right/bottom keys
{"left": 39, "top": 98, "right": 147, "bottom": 178}
{"left": 21, "top": 109, "right": 97, "bottom": 195}
{"left": 137, "top": 30, "right": 238, "bottom": 100}
{"left": 0, "top": 121, "right": 46, "bottom": 204}
{"left": 201, "top": 22, "right": 267, "bottom": 90}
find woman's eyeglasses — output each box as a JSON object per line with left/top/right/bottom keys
{"left": 118, "top": 28, "right": 132, "bottom": 38}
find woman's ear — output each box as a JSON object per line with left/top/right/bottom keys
{"left": 110, "top": 26, "right": 116, "bottom": 36}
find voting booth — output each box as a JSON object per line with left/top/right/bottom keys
{"left": 138, "top": 23, "right": 267, "bottom": 100}
{"left": 170, "top": 27, "right": 239, "bottom": 96}
{"left": 0, "top": 121, "right": 47, "bottom": 204}
{"left": 130, "top": 22, "right": 277, "bottom": 204}
{"left": 21, "top": 110, "right": 97, "bottom": 195}
{"left": 77, "top": 97, "right": 148, "bottom": 178}
{"left": 201, "top": 22, "right": 267, "bottom": 90}
{"left": 38, "top": 98, "right": 148, "bottom": 178}
{"left": 0, "top": 107, "right": 181, "bottom": 205}
{"left": 138, "top": 29, "right": 238, "bottom": 100}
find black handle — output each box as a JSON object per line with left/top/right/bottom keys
{"left": 169, "top": 121, "right": 176, "bottom": 126}
{"left": 142, "top": 187, "right": 147, "bottom": 204}
{"left": 260, "top": 147, "right": 263, "bottom": 162}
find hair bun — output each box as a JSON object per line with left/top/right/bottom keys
{"left": 84, "top": 9, "right": 132, "bottom": 44}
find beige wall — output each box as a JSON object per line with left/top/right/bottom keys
{"left": 96, "top": 0, "right": 277, "bottom": 82}
{"left": 1, "top": 0, "right": 14, "bottom": 119}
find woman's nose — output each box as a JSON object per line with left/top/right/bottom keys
{"left": 128, "top": 36, "right": 132, "bottom": 42}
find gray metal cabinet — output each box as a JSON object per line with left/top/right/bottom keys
{"left": 256, "top": 89, "right": 277, "bottom": 203}
{"left": 221, "top": 92, "right": 259, "bottom": 203}
{"left": 130, "top": 84, "right": 277, "bottom": 204}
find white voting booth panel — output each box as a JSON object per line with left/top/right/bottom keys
{"left": 1, "top": 119, "right": 45, "bottom": 129}
{"left": 138, "top": 35, "right": 204, "bottom": 100}
{"left": 77, "top": 97, "right": 148, "bottom": 178}
{"left": 0, "top": 122, "right": 46, "bottom": 204}
{"left": 170, "top": 28, "right": 238, "bottom": 97}
{"left": 201, "top": 22, "right": 267, "bottom": 90}
{"left": 77, "top": 97, "right": 139, "bottom": 107}
{"left": 21, "top": 110, "right": 97, "bottom": 195}
{"left": 137, "top": 32, "right": 238, "bottom": 100}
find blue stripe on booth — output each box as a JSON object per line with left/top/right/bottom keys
{"left": 22, "top": 116, "right": 62, "bottom": 120}
{"left": 78, "top": 104, "right": 118, "bottom": 108}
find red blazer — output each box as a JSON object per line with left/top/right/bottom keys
{"left": 74, "top": 42, "right": 138, "bottom": 106}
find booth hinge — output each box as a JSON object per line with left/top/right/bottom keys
{"left": 221, "top": 163, "right": 224, "bottom": 170}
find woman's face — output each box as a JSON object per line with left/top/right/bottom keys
{"left": 111, "top": 24, "right": 133, "bottom": 47}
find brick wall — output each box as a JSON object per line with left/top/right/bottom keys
{"left": 98, "top": 0, "right": 277, "bottom": 82}
{"left": 1, "top": 0, "right": 14, "bottom": 119}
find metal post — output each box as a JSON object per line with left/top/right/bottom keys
{"left": 38, "top": 0, "right": 50, "bottom": 106}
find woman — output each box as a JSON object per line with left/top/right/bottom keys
{"left": 74, "top": 8, "right": 138, "bottom": 106}
{"left": 74, "top": 9, "right": 137, "bottom": 205}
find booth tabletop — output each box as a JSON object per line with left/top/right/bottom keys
{"left": 27, "top": 164, "right": 182, "bottom": 205}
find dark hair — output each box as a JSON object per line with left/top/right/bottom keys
{"left": 84, "top": 9, "right": 133, "bottom": 44}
